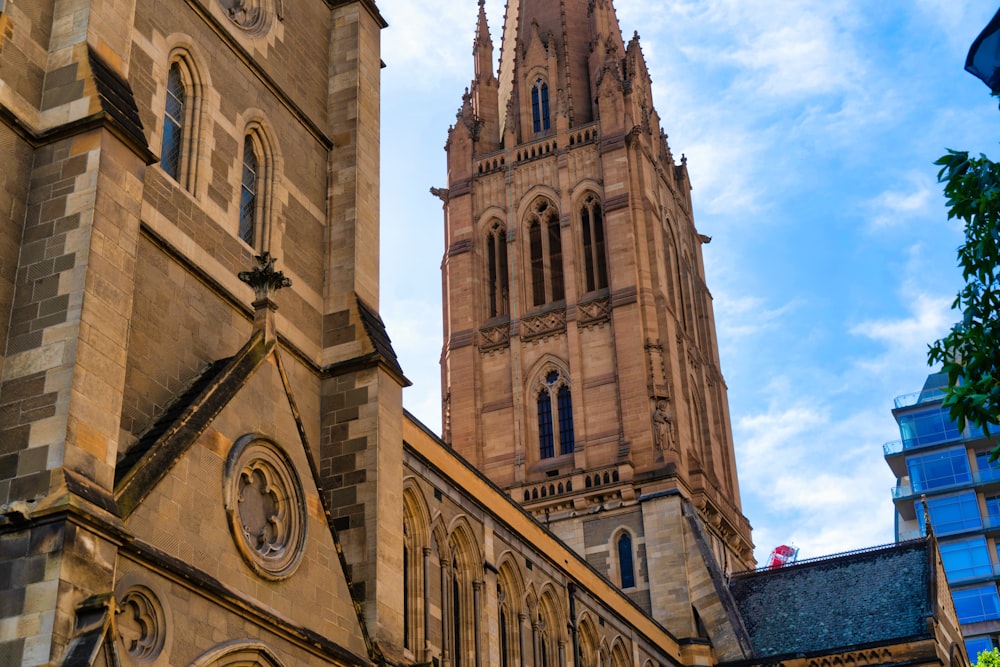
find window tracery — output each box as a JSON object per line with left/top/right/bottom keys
{"left": 580, "top": 194, "right": 608, "bottom": 292}
{"left": 527, "top": 198, "right": 564, "bottom": 307}
{"left": 486, "top": 220, "right": 509, "bottom": 318}
{"left": 531, "top": 78, "right": 551, "bottom": 133}
{"left": 537, "top": 368, "right": 574, "bottom": 459}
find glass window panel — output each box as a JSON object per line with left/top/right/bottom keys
{"left": 978, "top": 452, "right": 1000, "bottom": 482}
{"left": 618, "top": 533, "right": 635, "bottom": 588}
{"left": 557, "top": 385, "right": 574, "bottom": 455}
{"left": 160, "top": 63, "right": 185, "bottom": 180}
{"left": 538, "top": 392, "right": 554, "bottom": 459}
{"left": 916, "top": 491, "right": 982, "bottom": 536}
{"left": 907, "top": 448, "right": 971, "bottom": 491}
{"left": 240, "top": 136, "right": 258, "bottom": 246}
{"left": 966, "top": 637, "right": 994, "bottom": 660}
{"left": 939, "top": 536, "right": 993, "bottom": 581}
{"left": 899, "top": 407, "right": 962, "bottom": 448}
{"left": 953, "top": 584, "right": 1000, "bottom": 624}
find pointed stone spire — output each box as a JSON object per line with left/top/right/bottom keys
{"left": 474, "top": 0, "right": 494, "bottom": 84}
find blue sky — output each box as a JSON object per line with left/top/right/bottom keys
{"left": 376, "top": 0, "right": 1000, "bottom": 563}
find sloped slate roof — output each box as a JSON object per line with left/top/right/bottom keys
{"left": 728, "top": 540, "right": 932, "bottom": 659}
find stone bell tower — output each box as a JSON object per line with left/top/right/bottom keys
{"left": 437, "top": 0, "right": 756, "bottom": 644}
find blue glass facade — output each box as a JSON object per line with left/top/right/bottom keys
{"left": 886, "top": 373, "right": 1000, "bottom": 654}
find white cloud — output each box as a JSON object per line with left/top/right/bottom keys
{"left": 865, "top": 171, "right": 937, "bottom": 229}
{"left": 379, "top": 0, "right": 473, "bottom": 85}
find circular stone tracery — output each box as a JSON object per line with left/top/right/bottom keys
{"left": 116, "top": 587, "right": 165, "bottom": 662}
{"left": 218, "top": 0, "right": 278, "bottom": 35}
{"left": 225, "top": 435, "right": 306, "bottom": 580}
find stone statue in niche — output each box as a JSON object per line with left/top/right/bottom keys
{"left": 653, "top": 399, "right": 675, "bottom": 452}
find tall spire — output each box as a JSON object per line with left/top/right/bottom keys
{"left": 495, "top": 0, "right": 628, "bottom": 137}
{"left": 474, "top": 0, "right": 494, "bottom": 84}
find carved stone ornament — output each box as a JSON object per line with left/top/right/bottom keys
{"left": 224, "top": 435, "right": 307, "bottom": 580}
{"left": 116, "top": 587, "right": 166, "bottom": 662}
{"left": 520, "top": 309, "right": 567, "bottom": 342}
{"left": 218, "top": 0, "right": 283, "bottom": 35}
{"left": 577, "top": 297, "right": 610, "bottom": 328}
{"left": 478, "top": 322, "right": 511, "bottom": 351}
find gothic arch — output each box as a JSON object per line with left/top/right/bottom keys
{"left": 575, "top": 190, "right": 608, "bottom": 293}
{"left": 525, "top": 355, "right": 576, "bottom": 461}
{"left": 660, "top": 214, "right": 681, "bottom": 319}
{"left": 480, "top": 215, "right": 511, "bottom": 319}
{"left": 447, "top": 518, "right": 482, "bottom": 667}
{"left": 610, "top": 637, "right": 631, "bottom": 667}
{"left": 537, "top": 586, "right": 565, "bottom": 667}
{"left": 498, "top": 557, "right": 527, "bottom": 667}
{"left": 403, "top": 481, "right": 431, "bottom": 653}
{"left": 517, "top": 193, "right": 564, "bottom": 308}
{"left": 687, "top": 381, "right": 714, "bottom": 474}
{"left": 577, "top": 613, "right": 600, "bottom": 667}
{"left": 611, "top": 528, "right": 637, "bottom": 589}
{"left": 189, "top": 640, "right": 285, "bottom": 666}
{"left": 236, "top": 113, "right": 280, "bottom": 252}
{"left": 159, "top": 43, "right": 207, "bottom": 192}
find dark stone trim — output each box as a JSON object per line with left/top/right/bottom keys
{"left": 604, "top": 193, "right": 629, "bottom": 213}
{"left": 448, "top": 238, "right": 473, "bottom": 256}
{"left": 600, "top": 131, "right": 626, "bottom": 153}
{"left": 114, "top": 332, "right": 273, "bottom": 518}
{"left": 88, "top": 46, "right": 148, "bottom": 157}
{"left": 449, "top": 178, "right": 472, "bottom": 198}
{"left": 610, "top": 285, "right": 638, "bottom": 308}
{"left": 57, "top": 593, "right": 119, "bottom": 666}
{"left": 356, "top": 296, "right": 408, "bottom": 383}
{"left": 449, "top": 328, "right": 474, "bottom": 349}
{"left": 0, "top": 101, "right": 156, "bottom": 165}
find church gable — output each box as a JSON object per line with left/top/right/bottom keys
{"left": 119, "top": 343, "right": 369, "bottom": 664}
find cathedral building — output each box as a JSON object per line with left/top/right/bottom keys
{"left": 0, "top": 0, "right": 970, "bottom": 665}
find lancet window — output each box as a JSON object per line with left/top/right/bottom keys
{"left": 531, "top": 78, "right": 551, "bottom": 133}
{"left": 617, "top": 532, "right": 635, "bottom": 589}
{"left": 527, "top": 198, "right": 564, "bottom": 307}
{"left": 580, "top": 194, "right": 608, "bottom": 292}
{"left": 240, "top": 134, "right": 260, "bottom": 247}
{"left": 160, "top": 55, "right": 201, "bottom": 190}
{"left": 486, "top": 221, "right": 509, "bottom": 318}
{"left": 537, "top": 369, "right": 574, "bottom": 459}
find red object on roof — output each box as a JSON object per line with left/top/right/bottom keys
{"left": 766, "top": 545, "right": 800, "bottom": 569}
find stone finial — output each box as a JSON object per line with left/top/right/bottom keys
{"left": 238, "top": 252, "right": 292, "bottom": 302}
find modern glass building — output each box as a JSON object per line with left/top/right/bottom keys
{"left": 886, "top": 372, "right": 999, "bottom": 656}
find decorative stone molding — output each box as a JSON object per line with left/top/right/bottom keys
{"left": 520, "top": 309, "right": 566, "bottom": 342}
{"left": 116, "top": 586, "right": 166, "bottom": 662}
{"left": 224, "top": 435, "right": 307, "bottom": 580}
{"left": 577, "top": 297, "right": 610, "bottom": 328}
{"left": 218, "top": 0, "right": 283, "bottom": 35}
{"left": 478, "top": 322, "right": 510, "bottom": 351}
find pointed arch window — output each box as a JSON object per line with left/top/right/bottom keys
{"left": 617, "top": 532, "right": 635, "bottom": 588}
{"left": 161, "top": 63, "right": 185, "bottom": 180}
{"left": 240, "top": 135, "right": 260, "bottom": 247}
{"left": 486, "top": 221, "right": 509, "bottom": 318}
{"left": 537, "top": 369, "right": 574, "bottom": 459}
{"left": 532, "top": 79, "right": 551, "bottom": 133}
{"left": 451, "top": 555, "right": 463, "bottom": 667}
{"left": 527, "top": 198, "right": 564, "bottom": 307}
{"left": 160, "top": 55, "right": 201, "bottom": 190}
{"left": 580, "top": 195, "right": 608, "bottom": 292}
